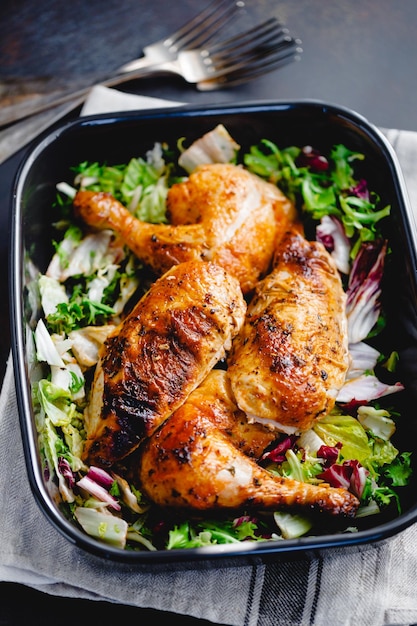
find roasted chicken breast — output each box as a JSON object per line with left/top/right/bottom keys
{"left": 83, "top": 260, "right": 246, "bottom": 467}
{"left": 137, "top": 369, "right": 359, "bottom": 517}
{"left": 73, "top": 163, "right": 295, "bottom": 294}
{"left": 227, "top": 228, "right": 350, "bottom": 434}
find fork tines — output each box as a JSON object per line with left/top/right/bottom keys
{"left": 218, "top": 42, "right": 302, "bottom": 88}
{"left": 202, "top": 18, "right": 302, "bottom": 74}
{"left": 206, "top": 17, "right": 287, "bottom": 55}
{"left": 197, "top": 18, "right": 303, "bottom": 90}
{"left": 159, "top": 0, "right": 246, "bottom": 52}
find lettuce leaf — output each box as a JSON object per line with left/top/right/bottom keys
{"left": 313, "top": 412, "right": 398, "bottom": 476}
{"left": 244, "top": 140, "right": 391, "bottom": 259}
{"left": 72, "top": 144, "right": 172, "bottom": 224}
{"left": 382, "top": 452, "right": 413, "bottom": 487}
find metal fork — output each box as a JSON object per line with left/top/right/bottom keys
{"left": 125, "top": 0, "right": 246, "bottom": 66}
{"left": 1, "top": 0, "right": 245, "bottom": 127}
{"left": 121, "top": 18, "right": 301, "bottom": 84}
{"left": 190, "top": 20, "right": 302, "bottom": 91}
{"left": 1, "top": 18, "right": 301, "bottom": 127}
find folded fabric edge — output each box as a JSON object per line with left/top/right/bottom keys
{"left": 80, "top": 85, "right": 184, "bottom": 116}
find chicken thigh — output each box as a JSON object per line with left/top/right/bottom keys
{"left": 73, "top": 163, "right": 296, "bottom": 294}
{"left": 137, "top": 369, "right": 359, "bottom": 517}
{"left": 82, "top": 260, "right": 246, "bottom": 467}
{"left": 227, "top": 228, "right": 350, "bottom": 434}
{"left": 160, "top": 368, "right": 278, "bottom": 459}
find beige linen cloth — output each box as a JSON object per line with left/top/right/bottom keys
{"left": 1, "top": 87, "right": 417, "bottom": 626}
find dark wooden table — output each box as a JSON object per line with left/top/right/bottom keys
{"left": 1, "top": 1, "right": 417, "bottom": 624}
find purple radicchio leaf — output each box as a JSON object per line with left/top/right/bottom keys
{"left": 86, "top": 465, "right": 115, "bottom": 489}
{"left": 76, "top": 475, "right": 121, "bottom": 511}
{"left": 297, "top": 146, "right": 329, "bottom": 171}
{"left": 346, "top": 239, "right": 387, "bottom": 344}
{"left": 336, "top": 374, "right": 404, "bottom": 406}
{"left": 261, "top": 435, "right": 297, "bottom": 463}
{"left": 58, "top": 457, "right": 75, "bottom": 488}
{"left": 345, "top": 341, "right": 380, "bottom": 380}
{"left": 316, "top": 215, "right": 351, "bottom": 274}
{"left": 349, "top": 178, "right": 370, "bottom": 200}
{"left": 317, "top": 443, "right": 342, "bottom": 468}
{"left": 338, "top": 339, "right": 404, "bottom": 405}
{"left": 318, "top": 459, "right": 369, "bottom": 498}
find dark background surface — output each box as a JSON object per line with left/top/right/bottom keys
{"left": 2, "top": 0, "right": 417, "bottom": 131}
{"left": 1, "top": 1, "right": 417, "bottom": 624}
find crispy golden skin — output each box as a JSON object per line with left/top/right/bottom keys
{"left": 73, "top": 163, "right": 295, "bottom": 294}
{"left": 83, "top": 261, "right": 246, "bottom": 468}
{"left": 137, "top": 370, "right": 359, "bottom": 517}
{"left": 227, "top": 228, "right": 350, "bottom": 434}
{"left": 159, "top": 368, "right": 278, "bottom": 460}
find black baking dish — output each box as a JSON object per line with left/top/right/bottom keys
{"left": 10, "top": 100, "right": 417, "bottom": 564}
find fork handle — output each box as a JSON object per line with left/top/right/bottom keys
{"left": 0, "top": 61, "right": 175, "bottom": 127}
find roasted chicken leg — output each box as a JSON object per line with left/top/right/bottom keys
{"left": 73, "top": 163, "right": 296, "bottom": 294}
{"left": 227, "top": 228, "right": 350, "bottom": 434}
{"left": 83, "top": 260, "right": 246, "bottom": 467}
{"left": 157, "top": 368, "right": 278, "bottom": 460}
{"left": 137, "top": 369, "right": 359, "bottom": 517}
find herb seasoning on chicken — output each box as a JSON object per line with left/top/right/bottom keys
{"left": 137, "top": 369, "right": 359, "bottom": 517}
{"left": 227, "top": 227, "right": 350, "bottom": 434}
{"left": 73, "top": 163, "right": 296, "bottom": 294}
{"left": 83, "top": 260, "right": 246, "bottom": 467}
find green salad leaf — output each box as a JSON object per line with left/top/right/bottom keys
{"left": 244, "top": 140, "right": 391, "bottom": 257}
{"left": 72, "top": 142, "right": 177, "bottom": 224}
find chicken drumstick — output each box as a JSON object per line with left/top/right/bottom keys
{"left": 73, "top": 163, "right": 296, "bottom": 294}
{"left": 137, "top": 369, "right": 359, "bottom": 517}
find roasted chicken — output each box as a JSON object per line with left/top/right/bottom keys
{"left": 78, "top": 161, "right": 355, "bottom": 519}
{"left": 73, "top": 163, "right": 296, "bottom": 294}
{"left": 137, "top": 369, "right": 359, "bottom": 517}
{"left": 227, "top": 228, "right": 350, "bottom": 434}
{"left": 152, "top": 368, "right": 278, "bottom": 460}
{"left": 82, "top": 260, "right": 246, "bottom": 467}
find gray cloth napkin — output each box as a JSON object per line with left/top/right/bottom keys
{"left": 1, "top": 88, "right": 417, "bottom": 626}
